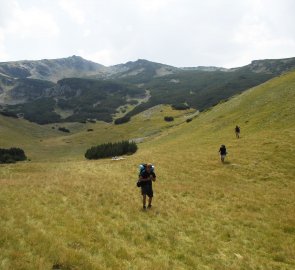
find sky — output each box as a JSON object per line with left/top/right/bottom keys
{"left": 0, "top": 0, "right": 295, "bottom": 68}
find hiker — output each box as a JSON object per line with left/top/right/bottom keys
{"left": 138, "top": 163, "right": 156, "bottom": 210}
{"left": 235, "top": 125, "right": 240, "bottom": 138}
{"left": 219, "top": 145, "right": 227, "bottom": 163}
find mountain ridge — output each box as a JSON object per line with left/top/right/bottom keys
{"left": 1, "top": 55, "right": 295, "bottom": 83}
{"left": 0, "top": 55, "right": 105, "bottom": 82}
{"left": 1, "top": 55, "right": 295, "bottom": 125}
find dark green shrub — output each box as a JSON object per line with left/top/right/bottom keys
{"left": 0, "top": 148, "right": 27, "bottom": 163}
{"left": 164, "top": 116, "right": 174, "bottom": 122}
{"left": 114, "top": 116, "right": 130, "bottom": 125}
{"left": 85, "top": 140, "right": 137, "bottom": 159}
{"left": 128, "top": 99, "right": 139, "bottom": 105}
{"left": 172, "top": 103, "right": 190, "bottom": 110}
{"left": 87, "top": 119, "right": 96, "bottom": 123}
{"left": 58, "top": 127, "right": 70, "bottom": 133}
{"left": 0, "top": 111, "right": 18, "bottom": 118}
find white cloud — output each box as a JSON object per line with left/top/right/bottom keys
{"left": 226, "top": 0, "right": 295, "bottom": 67}
{"left": 135, "top": 0, "right": 175, "bottom": 13}
{"left": 0, "top": 30, "right": 9, "bottom": 59}
{"left": 0, "top": 1, "right": 61, "bottom": 61}
{"left": 83, "top": 29, "right": 91, "bottom": 37}
{"left": 78, "top": 49, "right": 115, "bottom": 66}
{"left": 0, "top": 0, "right": 295, "bottom": 66}
{"left": 0, "top": 1, "right": 59, "bottom": 40}
{"left": 8, "top": 7, "right": 60, "bottom": 39}
{"left": 58, "top": 0, "right": 85, "bottom": 25}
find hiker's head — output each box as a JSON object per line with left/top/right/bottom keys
{"left": 146, "top": 163, "right": 152, "bottom": 172}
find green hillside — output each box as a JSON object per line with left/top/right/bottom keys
{"left": 0, "top": 71, "right": 294, "bottom": 269}
{"left": 123, "top": 68, "right": 273, "bottom": 118}
{"left": 0, "top": 105, "right": 196, "bottom": 161}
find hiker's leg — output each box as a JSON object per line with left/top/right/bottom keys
{"left": 142, "top": 194, "right": 146, "bottom": 207}
{"left": 148, "top": 196, "right": 152, "bottom": 206}
{"left": 147, "top": 185, "right": 153, "bottom": 207}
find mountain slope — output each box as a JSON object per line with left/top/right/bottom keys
{"left": 133, "top": 70, "right": 295, "bottom": 269}
{"left": 238, "top": 56, "right": 295, "bottom": 75}
{"left": 2, "top": 78, "right": 145, "bottom": 124}
{"left": 105, "top": 59, "right": 179, "bottom": 82}
{"left": 1, "top": 56, "right": 295, "bottom": 125}
{"left": 0, "top": 56, "right": 105, "bottom": 82}
{"left": 0, "top": 71, "right": 295, "bottom": 269}
{"left": 0, "top": 77, "right": 55, "bottom": 105}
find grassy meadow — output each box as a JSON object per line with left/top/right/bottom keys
{"left": 0, "top": 71, "right": 295, "bottom": 269}
{"left": 0, "top": 105, "right": 195, "bottom": 161}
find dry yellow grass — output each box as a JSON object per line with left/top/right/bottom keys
{"left": 0, "top": 71, "right": 295, "bottom": 269}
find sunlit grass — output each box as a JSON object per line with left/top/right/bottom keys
{"left": 0, "top": 72, "right": 295, "bottom": 269}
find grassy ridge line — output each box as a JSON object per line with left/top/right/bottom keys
{"left": 0, "top": 72, "right": 295, "bottom": 269}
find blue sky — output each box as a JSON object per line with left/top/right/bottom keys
{"left": 0, "top": 0, "right": 295, "bottom": 67}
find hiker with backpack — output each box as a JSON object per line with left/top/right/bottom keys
{"left": 219, "top": 145, "right": 227, "bottom": 163}
{"left": 235, "top": 125, "right": 240, "bottom": 138}
{"left": 137, "top": 163, "right": 156, "bottom": 210}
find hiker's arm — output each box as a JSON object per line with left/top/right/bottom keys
{"left": 151, "top": 172, "right": 156, "bottom": 181}
{"left": 138, "top": 176, "right": 149, "bottom": 182}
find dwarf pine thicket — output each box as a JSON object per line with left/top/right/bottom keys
{"left": 0, "top": 147, "right": 27, "bottom": 163}
{"left": 85, "top": 140, "right": 137, "bottom": 159}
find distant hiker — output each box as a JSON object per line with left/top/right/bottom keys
{"left": 137, "top": 163, "right": 156, "bottom": 210}
{"left": 235, "top": 125, "right": 240, "bottom": 138}
{"left": 219, "top": 145, "right": 227, "bottom": 163}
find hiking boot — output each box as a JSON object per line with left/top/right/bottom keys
{"left": 148, "top": 204, "right": 152, "bottom": 209}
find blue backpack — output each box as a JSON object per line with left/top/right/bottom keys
{"left": 139, "top": 164, "right": 154, "bottom": 175}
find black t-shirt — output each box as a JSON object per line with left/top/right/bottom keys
{"left": 139, "top": 170, "right": 156, "bottom": 185}
{"left": 219, "top": 147, "right": 227, "bottom": 155}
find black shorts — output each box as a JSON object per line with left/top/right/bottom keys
{"left": 141, "top": 184, "right": 153, "bottom": 197}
